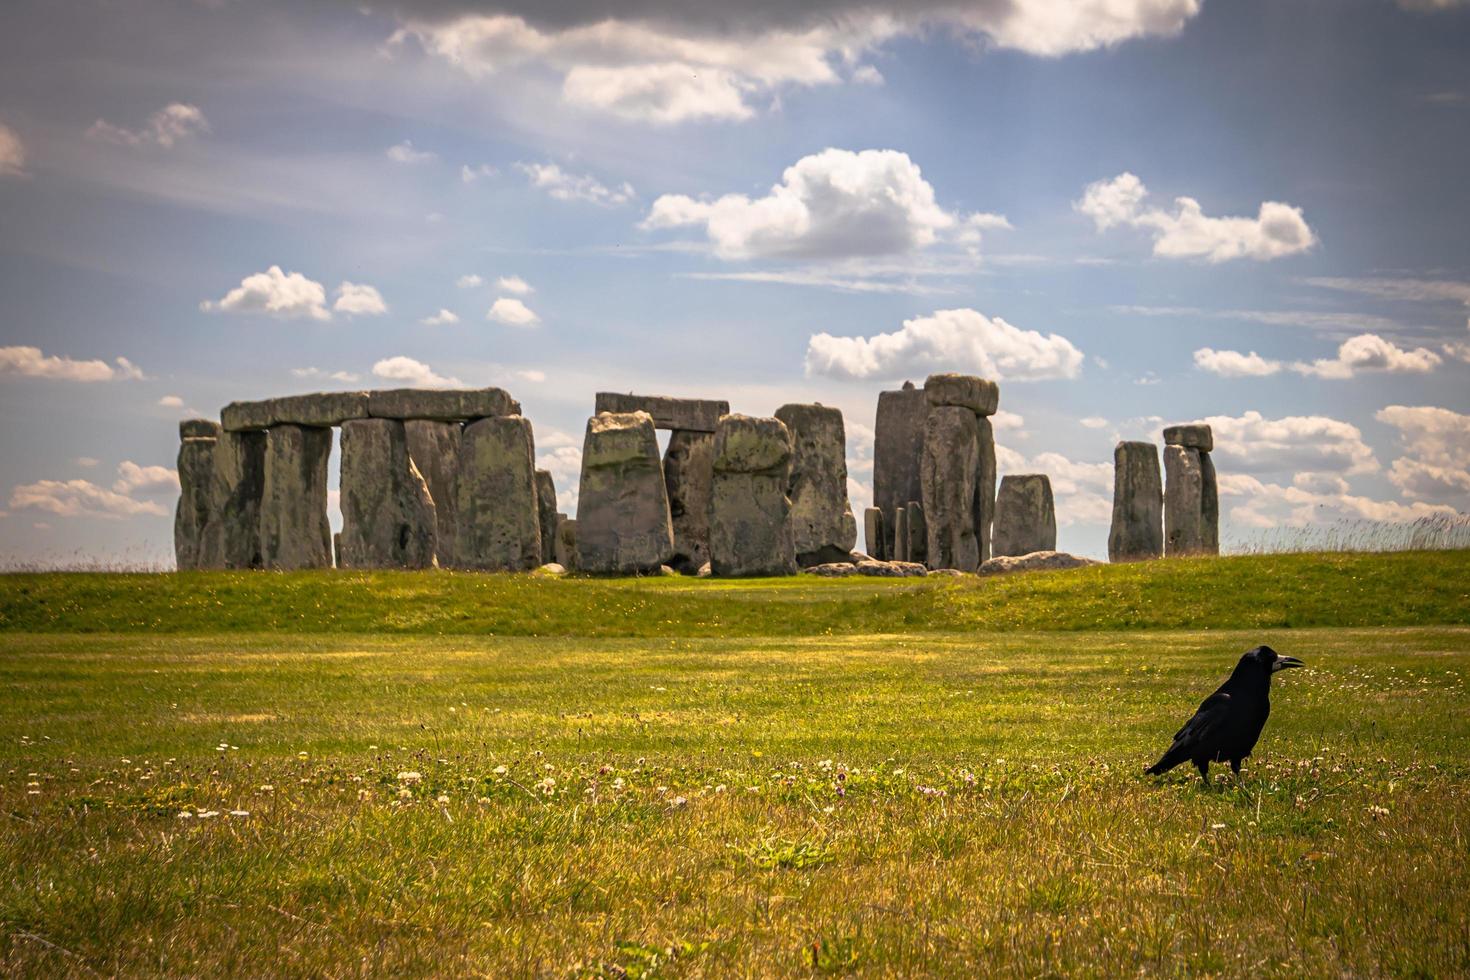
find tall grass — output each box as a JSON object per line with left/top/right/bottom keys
{"left": 1225, "top": 513, "right": 1470, "bottom": 555}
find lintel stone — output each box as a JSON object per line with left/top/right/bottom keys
{"left": 594, "top": 392, "right": 729, "bottom": 432}
{"left": 369, "top": 387, "right": 520, "bottom": 422}
{"left": 1163, "top": 423, "right": 1213, "bottom": 453}
{"left": 924, "top": 373, "right": 999, "bottom": 416}
{"left": 180, "top": 418, "right": 222, "bottom": 440}
{"left": 222, "top": 391, "right": 369, "bottom": 431}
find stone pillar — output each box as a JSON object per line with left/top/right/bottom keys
{"left": 455, "top": 416, "right": 542, "bottom": 572}
{"left": 1201, "top": 453, "right": 1220, "bottom": 555}
{"left": 905, "top": 500, "right": 928, "bottom": 566}
{"left": 535, "top": 469, "right": 558, "bottom": 564}
{"left": 863, "top": 507, "right": 886, "bottom": 561}
{"left": 174, "top": 420, "right": 219, "bottom": 571}
{"left": 200, "top": 429, "right": 266, "bottom": 570}
{"left": 992, "top": 474, "right": 1056, "bottom": 558}
{"left": 338, "top": 419, "right": 437, "bottom": 569}
{"left": 260, "top": 424, "right": 334, "bottom": 570}
{"left": 873, "top": 382, "right": 929, "bottom": 560}
{"left": 774, "top": 403, "right": 857, "bottom": 566}
{"left": 405, "top": 420, "right": 462, "bottom": 567}
{"left": 576, "top": 411, "right": 674, "bottom": 574}
{"left": 1108, "top": 441, "right": 1163, "bottom": 562}
{"left": 555, "top": 515, "right": 578, "bottom": 570}
{"left": 708, "top": 414, "right": 797, "bottom": 577}
{"left": 920, "top": 406, "right": 981, "bottom": 571}
{"left": 893, "top": 507, "right": 909, "bottom": 562}
{"left": 663, "top": 429, "right": 715, "bottom": 573}
{"left": 1163, "top": 423, "right": 1218, "bottom": 557}
{"left": 976, "top": 415, "right": 997, "bottom": 562}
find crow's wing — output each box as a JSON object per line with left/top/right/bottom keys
{"left": 1148, "top": 691, "right": 1234, "bottom": 774}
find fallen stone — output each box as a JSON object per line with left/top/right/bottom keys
{"left": 774, "top": 403, "right": 858, "bottom": 568}
{"left": 536, "top": 562, "right": 566, "bottom": 575}
{"left": 594, "top": 392, "right": 729, "bottom": 432}
{"left": 921, "top": 406, "right": 981, "bottom": 571}
{"left": 905, "top": 499, "right": 928, "bottom": 567}
{"left": 535, "top": 469, "right": 558, "bottom": 565}
{"left": 924, "top": 373, "right": 999, "bottom": 416}
{"left": 928, "top": 568, "right": 967, "bottom": 577}
{"left": 554, "top": 516, "right": 577, "bottom": 571}
{"left": 369, "top": 387, "right": 520, "bottom": 422}
{"left": 180, "top": 418, "right": 222, "bottom": 440}
{"left": 199, "top": 430, "right": 266, "bottom": 570}
{"left": 260, "top": 424, "right": 334, "bottom": 570}
{"left": 709, "top": 414, "right": 797, "bottom": 577}
{"left": 404, "top": 420, "right": 462, "bottom": 567}
{"left": 1164, "top": 444, "right": 1205, "bottom": 557}
{"left": 455, "top": 416, "right": 542, "bottom": 571}
{"left": 803, "top": 562, "right": 859, "bottom": 577}
{"left": 1201, "top": 452, "right": 1220, "bottom": 555}
{"left": 874, "top": 383, "right": 929, "bottom": 560}
{"left": 696, "top": 562, "right": 712, "bottom": 578}
{"left": 1108, "top": 441, "right": 1163, "bottom": 562}
{"left": 338, "top": 419, "right": 438, "bottom": 569}
{"left": 576, "top": 411, "right": 674, "bottom": 574}
{"left": 222, "top": 391, "right": 369, "bottom": 431}
{"left": 849, "top": 551, "right": 873, "bottom": 563}
{"left": 658, "top": 564, "right": 679, "bottom": 577}
{"left": 863, "top": 507, "right": 887, "bottom": 561}
{"left": 1163, "top": 423, "right": 1213, "bottom": 453}
{"left": 174, "top": 435, "right": 216, "bottom": 571}
{"left": 856, "top": 560, "right": 928, "bottom": 578}
{"left": 992, "top": 474, "right": 1057, "bottom": 558}
{"left": 979, "top": 550, "right": 1101, "bottom": 575}
{"left": 663, "top": 429, "right": 715, "bottom": 573}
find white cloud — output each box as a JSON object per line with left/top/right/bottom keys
{"left": 1219, "top": 473, "right": 1454, "bottom": 529}
{"left": 0, "top": 122, "right": 26, "bottom": 177}
{"left": 995, "top": 448, "right": 1113, "bottom": 526}
{"left": 371, "top": 356, "right": 464, "bottom": 388}
{"left": 386, "top": 140, "right": 437, "bottom": 164}
{"left": 291, "top": 367, "right": 362, "bottom": 383}
{"left": 456, "top": 274, "right": 484, "bottom": 288}
{"left": 157, "top": 395, "right": 184, "bottom": 408}
{"left": 87, "top": 103, "right": 209, "bottom": 148}
{"left": 1079, "top": 416, "right": 1108, "bottom": 429}
{"left": 1193, "top": 347, "right": 1284, "bottom": 377}
{"left": 8, "top": 479, "right": 169, "bottom": 519}
{"left": 333, "top": 281, "right": 388, "bottom": 316}
{"left": 805, "top": 308, "right": 1083, "bottom": 382}
{"left": 201, "top": 266, "right": 330, "bottom": 320}
{"left": 1077, "top": 172, "right": 1316, "bottom": 262}
{"left": 112, "top": 461, "right": 179, "bottom": 495}
{"left": 1205, "top": 410, "right": 1378, "bottom": 478}
{"left": 0, "top": 346, "right": 144, "bottom": 383}
{"left": 497, "top": 275, "right": 533, "bottom": 295}
{"left": 536, "top": 444, "right": 582, "bottom": 512}
{"left": 518, "top": 161, "right": 634, "bottom": 206}
{"left": 487, "top": 297, "right": 540, "bottom": 327}
{"left": 1376, "top": 405, "right": 1470, "bottom": 505}
{"left": 461, "top": 163, "right": 497, "bottom": 182}
{"left": 1290, "top": 333, "right": 1441, "bottom": 379}
{"left": 643, "top": 148, "right": 998, "bottom": 260}
{"left": 420, "top": 308, "right": 461, "bottom": 326}
{"left": 73, "top": 457, "right": 99, "bottom": 469}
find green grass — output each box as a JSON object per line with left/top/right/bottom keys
{"left": 1, "top": 553, "right": 1468, "bottom": 975}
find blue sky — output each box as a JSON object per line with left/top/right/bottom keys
{"left": 1, "top": 0, "right": 1467, "bottom": 566}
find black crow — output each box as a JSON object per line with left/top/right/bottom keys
{"left": 1146, "top": 645, "right": 1304, "bottom": 783}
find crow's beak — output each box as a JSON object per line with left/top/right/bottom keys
{"left": 1272, "top": 656, "right": 1305, "bottom": 672}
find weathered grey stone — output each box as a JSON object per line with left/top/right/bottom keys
{"left": 921, "top": 406, "right": 981, "bottom": 571}
{"left": 976, "top": 416, "right": 997, "bottom": 563}
{"left": 222, "top": 391, "right": 369, "bottom": 431}
{"left": 535, "top": 469, "right": 558, "bottom": 565}
{"left": 1201, "top": 452, "right": 1220, "bottom": 555}
{"left": 696, "top": 562, "right": 712, "bottom": 578}
{"left": 929, "top": 568, "right": 967, "bottom": 578}
{"left": 709, "top": 414, "right": 797, "bottom": 577}
{"left": 663, "top": 429, "right": 715, "bottom": 573}
{"left": 404, "top": 420, "right": 461, "bottom": 567}
{"left": 260, "top": 424, "right": 334, "bottom": 570}
{"left": 1163, "top": 423, "right": 1213, "bottom": 453}
{"left": 199, "top": 430, "right": 265, "bottom": 570}
{"left": 905, "top": 500, "right": 928, "bottom": 567}
{"left": 873, "top": 383, "right": 929, "bottom": 560}
{"left": 180, "top": 418, "right": 222, "bottom": 440}
{"left": 369, "top": 387, "right": 520, "bottom": 422}
{"left": 924, "top": 373, "right": 1000, "bottom": 416}
{"left": 804, "top": 562, "right": 859, "bottom": 577}
{"left": 576, "top": 412, "right": 674, "bottom": 574}
{"left": 893, "top": 507, "right": 909, "bottom": 562}
{"left": 554, "top": 515, "right": 577, "bottom": 571}
{"left": 454, "top": 416, "right": 542, "bottom": 571}
{"left": 338, "top": 419, "right": 438, "bottom": 569}
{"left": 979, "top": 551, "right": 1101, "bottom": 575}
{"left": 863, "top": 507, "right": 887, "bottom": 561}
{"left": 1108, "top": 441, "right": 1163, "bottom": 562}
{"left": 774, "top": 403, "right": 858, "bottom": 567}
{"left": 593, "top": 392, "right": 729, "bottom": 432}
{"left": 856, "top": 560, "right": 928, "bottom": 578}
{"left": 1164, "top": 445, "right": 1206, "bottom": 557}
{"left": 174, "top": 436, "right": 216, "bottom": 571}
{"left": 537, "top": 563, "right": 566, "bottom": 575}
{"left": 992, "top": 474, "right": 1057, "bottom": 558}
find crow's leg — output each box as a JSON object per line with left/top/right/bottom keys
{"left": 1194, "top": 759, "right": 1210, "bottom": 786}
{"left": 1230, "top": 758, "right": 1243, "bottom": 780}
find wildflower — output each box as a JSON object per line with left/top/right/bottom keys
{"left": 178, "top": 811, "right": 193, "bottom": 819}
{"left": 398, "top": 788, "right": 413, "bottom": 800}
{"left": 297, "top": 752, "right": 308, "bottom": 760}
{"left": 1367, "top": 805, "right": 1390, "bottom": 818}
{"left": 358, "top": 789, "right": 372, "bottom": 801}
{"left": 259, "top": 785, "right": 274, "bottom": 793}
{"left": 229, "top": 809, "right": 250, "bottom": 817}
{"left": 670, "top": 796, "right": 687, "bottom": 807}
{"left": 535, "top": 777, "right": 556, "bottom": 796}
{"left": 1211, "top": 822, "right": 1227, "bottom": 830}
{"left": 822, "top": 806, "right": 835, "bottom": 814}
{"left": 436, "top": 794, "right": 450, "bottom": 804}
{"left": 493, "top": 765, "right": 508, "bottom": 775}
{"left": 714, "top": 784, "right": 726, "bottom": 793}
{"left": 198, "top": 810, "right": 220, "bottom": 818}
{"left": 477, "top": 797, "right": 492, "bottom": 805}
{"left": 398, "top": 771, "right": 423, "bottom": 784}
{"left": 818, "top": 759, "right": 833, "bottom": 771}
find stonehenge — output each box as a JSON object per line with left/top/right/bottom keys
{"left": 456, "top": 415, "right": 542, "bottom": 572}
{"left": 1164, "top": 423, "right": 1220, "bottom": 556}
{"left": 914, "top": 374, "right": 998, "bottom": 572}
{"left": 708, "top": 414, "right": 797, "bottom": 577}
{"left": 404, "top": 420, "right": 461, "bottom": 567}
{"left": 174, "top": 424, "right": 218, "bottom": 571}
{"left": 1108, "top": 441, "right": 1164, "bottom": 562}
{"left": 261, "top": 424, "right": 334, "bottom": 570}
{"left": 338, "top": 419, "right": 437, "bottom": 570}
{"left": 863, "top": 507, "right": 886, "bottom": 561}
{"left": 873, "top": 382, "right": 929, "bottom": 560}
{"left": 576, "top": 411, "right": 674, "bottom": 574}
{"left": 992, "top": 474, "right": 1057, "bottom": 558}
{"left": 199, "top": 430, "right": 266, "bottom": 570}
{"left": 535, "top": 469, "right": 559, "bottom": 564}
{"left": 774, "top": 403, "right": 857, "bottom": 567}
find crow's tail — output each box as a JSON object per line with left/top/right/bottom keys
{"left": 1145, "top": 745, "right": 1187, "bottom": 776}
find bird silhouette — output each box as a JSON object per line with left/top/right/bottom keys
{"left": 1146, "top": 645, "right": 1304, "bottom": 783}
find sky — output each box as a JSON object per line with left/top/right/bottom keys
{"left": 1, "top": 0, "right": 1468, "bottom": 568}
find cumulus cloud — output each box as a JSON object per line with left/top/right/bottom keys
{"left": 420, "top": 308, "right": 461, "bottom": 325}
{"left": 1219, "top": 473, "right": 1454, "bottom": 529}
{"left": 1077, "top": 172, "right": 1316, "bottom": 262}
{"left": 487, "top": 297, "right": 540, "bottom": 326}
{"left": 386, "top": 140, "right": 437, "bottom": 164}
{"left": 456, "top": 274, "right": 484, "bottom": 288}
{"left": 291, "top": 367, "right": 362, "bottom": 383}
{"left": 202, "top": 266, "right": 330, "bottom": 320}
{"left": 8, "top": 479, "right": 169, "bottom": 519}
{"left": 497, "top": 275, "right": 533, "bottom": 295}
{"left": 643, "top": 148, "right": 1001, "bottom": 260}
{"left": 112, "top": 461, "right": 179, "bottom": 496}
{"left": 0, "top": 346, "right": 144, "bottom": 382}
{"left": 333, "top": 281, "right": 389, "bottom": 316}
{"left": 371, "top": 356, "right": 464, "bottom": 388}
{"left": 87, "top": 103, "right": 209, "bottom": 148}
{"left": 518, "top": 161, "right": 634, "bottom": 206}
{"left": 1193, "top": 348, "right": 1283, "bottom": 377}
{"left": 805, "top": 308, "right": 1083, "bottom": 382}
{"left": 1376, "top": 405, "right": 1470, "bottom": 505}
{"left": 393, "top": 2, "right": 1200, "bottom": 123}
{"left": 1079, "top": 416, "right": 1108, "bottom": 429}
{"left": 0, "top": 122, "right": 26, "bottom": 177}
{"left": 157, "top": 395, "right": 184, "bottom": 408}
{"left": 461, "top": 162, "right": 496, "bottom": 182}
{"left": 537, "top": 443, "right": 583, "bottom": 512}
{"left": 1204, "top": 410, "right": 1378, "bottom": 477}
{"left": 1290, "top": 333, "right": 1441, "bottom": 379}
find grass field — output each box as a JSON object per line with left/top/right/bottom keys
{"left": 1, "top": 553, "right": 1468, "bottom": 976}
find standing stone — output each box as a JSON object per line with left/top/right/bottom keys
{"left": 863, "top": 507, "right": 887, "bottom": 561}
{"left": 1165, "top": 423, "right": 1219, "bottom": 556}
{"left": 975, "top": 416, "right": 998, "bottom": 563}
{"left": 174, "top": 435, "right": 217, "bottom": 571}
{"left": 576, "top": 412, "right": 674, "bottom": 574}
{"left": 921, "top": 406, "right": 981, "bottom": 571}
{"left": 1201, "top": 452, "right": 1220, "bottom": 555}
{"left": 1164, "top": 445, "right": 1207, "bottom": 557}
{"left": 260, "top": 424, "right": 333, "bottom": 570}
{"left": 992, "top": 474, "right": 1057, "bottom": 558}
{"left": 555, "top": 516, "right": 578, "bottom": 570}
{"left": 873, "top": 382, "right": 929, "bottom": 561}
{"left": 455, "top": 416, "right": 542, "bottom": 572}
{"left": 535, "top": 469, "right": 558, "bottom": 564}
{"left": 663, "top": 429, "right": 716, "bottom": 573}
{"left": 338, "top": 419, "right": 437, "bottom": 569}
{"left": 893, "top": 507, "right": 909, "bottom": 562}
{"left": 774, "top": 403, "right": 857, "bottom": 567}
{"left": 1108, "top": 441, "right": 1163, "bottom": 562}
{"left": 905, "top": 500, "right": 928, "bottom": 567}
{"left": 404, "top": 420, "right": 462, "bottom": 567}
{"left": 708, "top": 414, "right": 797, "bottom": 577}
{"left": 199, "top": 430, "right": 266, "bottom": 570}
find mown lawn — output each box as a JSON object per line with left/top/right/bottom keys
{"left": 1, "top": 554, "right": 1468, "bottom": 976}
